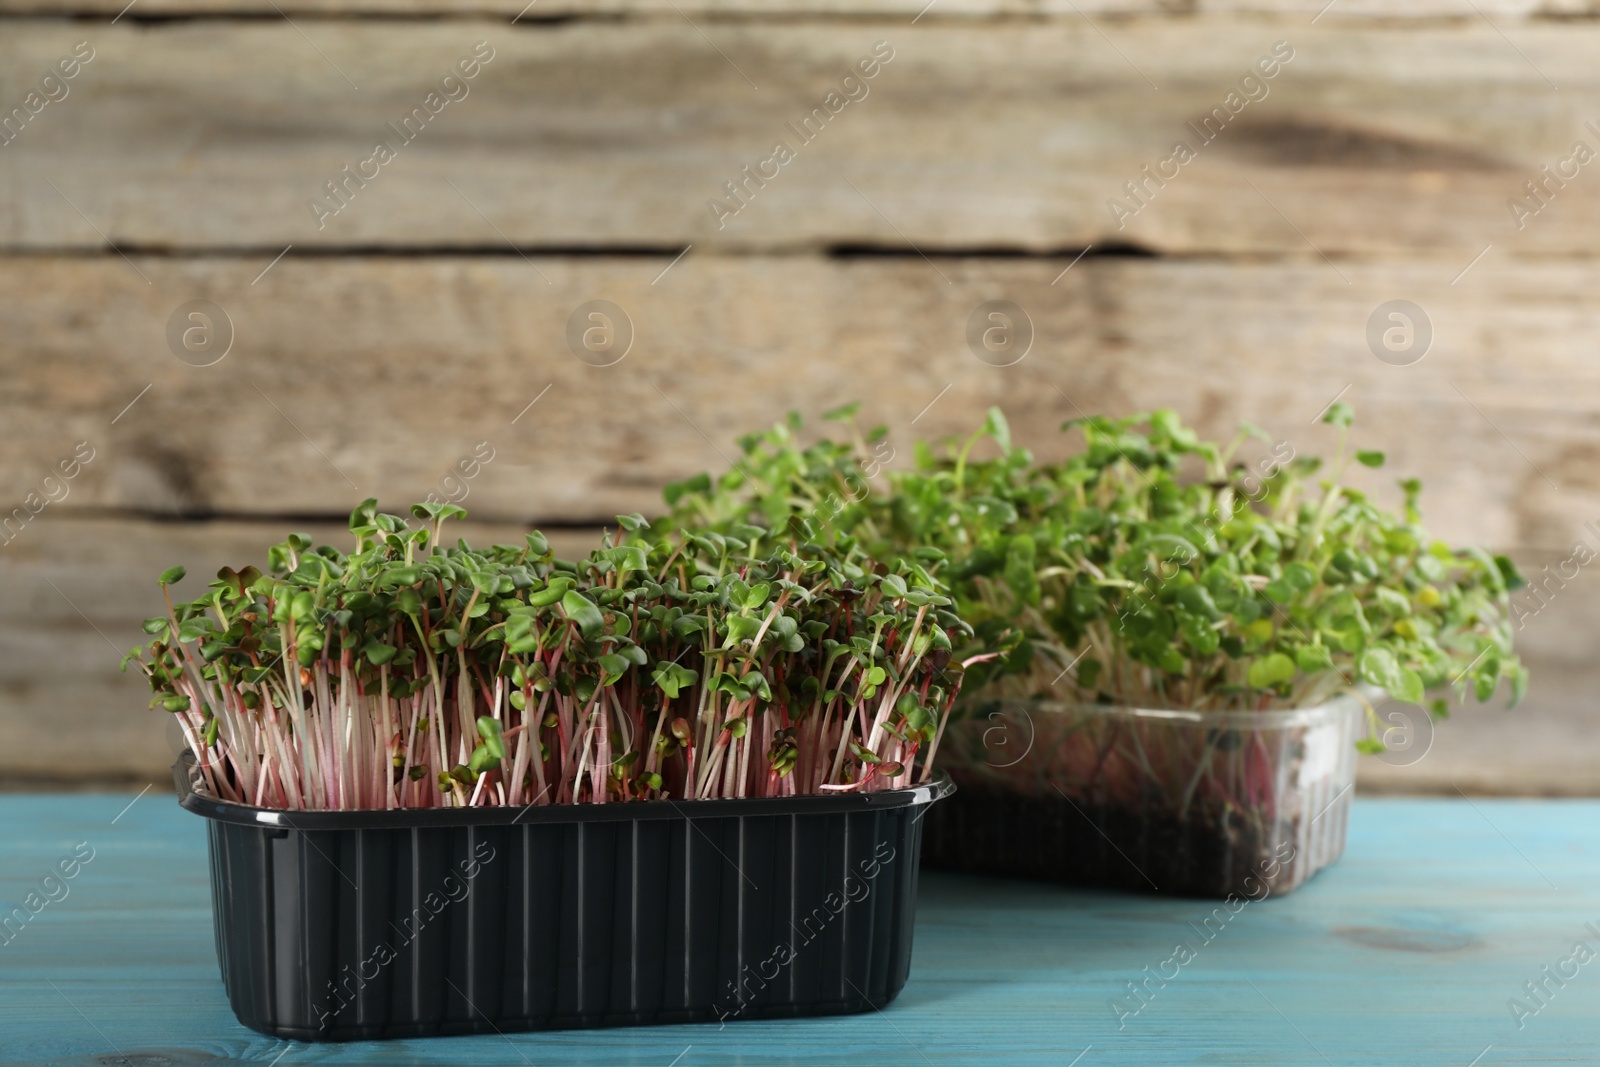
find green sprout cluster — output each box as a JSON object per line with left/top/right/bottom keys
{"left": 128, "top": 501, "right": 974, "bottom": 810}
{"left": 653, "top": 403, "right": 1527, "bottom": 727}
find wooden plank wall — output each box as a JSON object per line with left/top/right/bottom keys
{"left": 1, "top": 1, "right": 1596, "bottom": 792}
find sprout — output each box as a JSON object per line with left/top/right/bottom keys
{"left": 654, "top": 406, "right": 1527, "bottom": 722}
{"left": 128, "top": 501, "right": 971, "bottom": 811}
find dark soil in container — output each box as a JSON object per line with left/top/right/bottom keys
{"left": 920, "top": 784, "right": 1296, "bottom": 899}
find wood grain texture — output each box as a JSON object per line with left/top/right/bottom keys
{"left": 1, "top": 253, "right": 1594, "bottom": 550}
{"left": 1, "top": 795, "right": 1595, "bottom": 1063}
{"left": 0, "top": 1, "right": 1593, "bottom": 18}
{"left": 2, "top": 6, "right": 1594, "bottom": 798}
{"left": 1, "top": 19, "right": 1597, "bottom": 252}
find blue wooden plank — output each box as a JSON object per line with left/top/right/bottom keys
{"left": 1, "top": 793, "right": 1597, "bottom": 1066}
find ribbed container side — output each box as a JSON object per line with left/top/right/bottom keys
{"left": 178, "top": 765, "right": 949, "bottom": 1041}
{"left": 923, "top": 694, "right": 1364, "bottom": 898}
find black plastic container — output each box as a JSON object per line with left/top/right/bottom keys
{"left": 174, "top": 757, "right": 952, "bottom": 1040}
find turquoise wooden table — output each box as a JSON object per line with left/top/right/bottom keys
{"left": 2, "top": 793, "right": 1595, "bottom": 1066}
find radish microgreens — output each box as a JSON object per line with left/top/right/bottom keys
{"left": 128, "top": 501, "right": 974, "bottom": 810}
{"left": 653, "top": 404, "right": 1527, "bottom": 735}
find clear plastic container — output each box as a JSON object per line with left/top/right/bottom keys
{"left": 921, "top": 692, "right": 1366, "bottom": 898}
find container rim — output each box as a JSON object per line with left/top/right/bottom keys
{"left": 953, "top": 685, "right": 1381, "bottom": 729}
{"left": 173, "top": 754, "right": 955, "bottom": 829}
